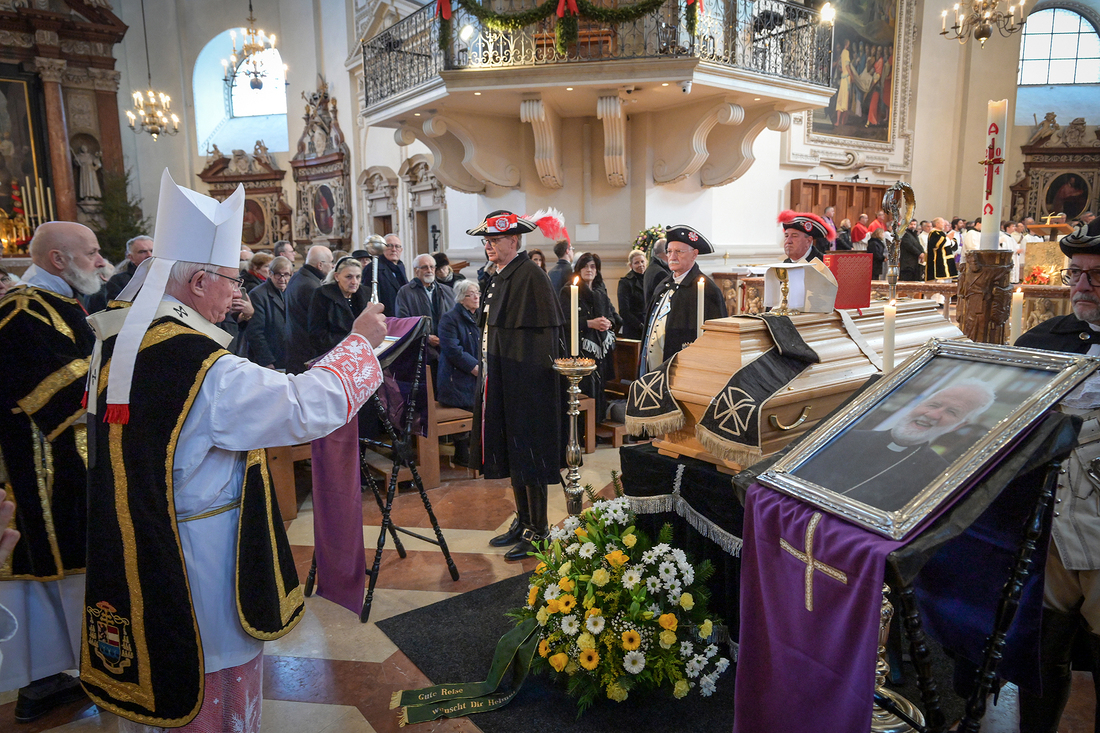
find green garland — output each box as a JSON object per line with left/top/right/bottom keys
{"left": 685, "top": 1, "right": 696, "bottom": 36}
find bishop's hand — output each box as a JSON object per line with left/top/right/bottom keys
{"left": 353, "top": 302, "right": 388, "bottom": 348}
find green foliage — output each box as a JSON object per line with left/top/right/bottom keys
{"left": 556, "top": 15, "right": 578, "bottom": 55}
{"left": 92, "top": 170, "right": 151, "bottom": 264}
{"left": 658, "top": 522, "right": 674, "bottom": 545}
{"left": 610, "top": 469, "right": 625, "bottom": 498}
{"left": 439, "top": 17, "right": 452, "bottom": 52}
{"left": 686, "top": 2, "right": 697, "bottom": 35}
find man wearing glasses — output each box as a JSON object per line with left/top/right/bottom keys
{"left": 397, "top": 253, "right": 457, "bottom": 391}
{"left": 1016, "top": 217, "right": 1100, "bottom": 731}
{"left": 247, "top": 255, "right": 292, "bottom": 369}
{"left": 375, "top": 234, "right": 409, "bottom": 315}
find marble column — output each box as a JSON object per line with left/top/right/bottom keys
{"left": 90, "top": 68, "right": 124, "bottom": 175}
{"left": 34, "top": 57, "right": 78, "bottom": 222}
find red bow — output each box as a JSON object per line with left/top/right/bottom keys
{"left": 436, "top": 0, "right": 452, "bottom": 20}
{"left": 686, "top": 0, "right": 704, "bottom": 15}
{"left": 556, "top": 0, "right": 579, "bottom": 18}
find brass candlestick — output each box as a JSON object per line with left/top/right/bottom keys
{"left": 881, "top": 183, "right": 916, "bottom": 303}
{"left": 553, "top": 356, "right": 597, "bottom": 516}
{"left": 872, "top": 583, "right": 924, "bottom": 732}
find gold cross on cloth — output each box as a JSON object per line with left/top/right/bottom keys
{"left": 779, "top": 512, "right": 848, "bottom": 612}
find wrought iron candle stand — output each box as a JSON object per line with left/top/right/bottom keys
{"left": 881, "top": 183, "right": 917, "bottom": 303}
{"left": 872, "top": 583, "right": 925, "bottom": 732}
{"left": 553, "top": 356, "right": 597, "bottom": 516}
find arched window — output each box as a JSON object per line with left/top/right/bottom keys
{"left": 1018, "top": 7, "right": 1100, "bottom": 85}
{"left": 229, "top": 47, "right": 288, "bottom": 118}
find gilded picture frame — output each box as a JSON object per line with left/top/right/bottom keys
{"left": 759, "top": 340, "right": 1098, "bottom": 540}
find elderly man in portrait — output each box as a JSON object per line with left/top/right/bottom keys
{"left": 375, "top": 234, "right": 409, "bottom": 315}
{"left": 795, "top": 380, "right": 996, "bottom": 512}
{"left": 285, "top": 244, "right": 333, "bottom": 374}
{"left": 396, "top": 253, "right": 457, "bottom": 390}
{"left": 0, "top": 222, "right": 106, "bottom": 721}
{"left": 87, "top": 235, "right": 154, "bottom": 312}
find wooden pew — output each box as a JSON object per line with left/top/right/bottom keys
{"left": 416, "top": 370, "right": 476, "bottom": 489}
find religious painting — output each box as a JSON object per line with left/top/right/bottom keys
{"left": 760, "top": 340, "right": 1097, "bottom": 539}
{"left": 1045, "top": 173, "right": 1090, "bottom": 220}
{"left": 810, "top": 0, "right": 899, "bottom": 143}
{"left": 241, "top": 199, "right": 266, "bottom": 246}
{"left": 313, "top": 184, "right": 335, "bottom": 235}
{"left": 0, "top": 76, "right": 43, "bottom": 218}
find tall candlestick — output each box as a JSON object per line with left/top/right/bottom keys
{"left": 1010, "top": 288, "right": 1023, "bottom": 344}
{"left": 980, "top": 99, "right": 1009, "bottom": 250}
{"left": 46, "top": 188, "right": 55, "bottom": 222}
{"left": 35, "top": 177, "right": 46, "bottom": 228}
{"left": 697, "top": 277, "right": 705, "bottom": 339}
{"left": 24, "top": 177, "right": 35, "bottom": 226}
{"left": 883, "top": 300, "right": 896, "bottom": 372}
{"left": 571, "top": 276, "right": 579, "bottom": 356}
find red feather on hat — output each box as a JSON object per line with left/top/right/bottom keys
{"left": 777, "top": 209, "right": 836, "bottom": 244}
{"left": 527, "top": 208, "right": 570, "bottom": 244}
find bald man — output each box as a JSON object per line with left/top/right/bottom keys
{"left": 0, "top": 222, "right": 105, "bottom": 720}
{"left": 285, "top": 245, "right": 333, "bottom": 374}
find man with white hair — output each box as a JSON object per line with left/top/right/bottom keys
{"left": 796, "top": 380, "right": 996, "bottom": 512}
{"left": 88, "top": 235, "right": 154, "bottom": 312}
{"left": 396, "top": 253, "right": 457, "bottom": 390}
{"left": 0, "top": 222, "right": 106, "bottom": 720}
{"left": 375, "top": 234, "right": 408, "bottom": 315}
{"left": 285, "top": 244, "right": 333, "bottom": 374}
{"left": 81, "top": 171, "right": 387, "bottom": 731}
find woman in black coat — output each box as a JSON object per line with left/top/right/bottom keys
{"left": 307, "top": 257, "right": 369, "bottom": 360}
{"left": 617, "top": 248, "right": 647, "bottom": 339}
{"left": 437, "top": 280, "right": 482, "bottom": 466}
{"left": 559, "top": 253, "right": 622, "bottom": 421}
{"left": 867, "top": 228, "right": 887, "bottom": 280}
{"left": 835, "top": 219, "right": 854, "bottom": 251}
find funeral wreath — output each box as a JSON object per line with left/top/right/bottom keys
{"left": 511, "top": 487, "right": 729, "bottom": 714}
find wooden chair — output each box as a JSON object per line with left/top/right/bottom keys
{"left": 595, "top": 338, "right": 641, "bottom": 447}
{"left": 415, "top": 370, "right": 476, "bottom": 489}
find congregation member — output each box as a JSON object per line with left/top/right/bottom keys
{"left": 640, "top": 225, "right": 727, "bottom": 372}
{"left": 469, "top": 210, "right": 564, "bottom": 561}
{"left": 868, "top": 210, "right": 888, "bottom": 238}
{"left": 434, "top": 251, "right": 466, "bottom": 289}
{"left": 561, "top": 253, "right": 621, "bottom": 421}
{"left": 397, "top": 253, "right": 457, "bottom": 389}
{"left": 852, "top": 213, "right": 870, "bottom": 244}
{"left": 81, "top": 170, "right": 386, "bottom": 731}
{"left": 0, "top": 222, "right": 105, "bottom": 721}
{"left": 528, "top": 248, "right": 547, "bottom": 271}
{"left": 87, "top": 235, "right": 153, "bottom": 312}
{"left": 247, "top": 255, "right": 291, "bottom": 370}
{"left": 309, "top": 256, "right": 370, "bottom": 360}
{"left": 437, "top": 279, "right": 482, "bottom": 466}
{"left": 779, "top": 209, "right": 833, "bottom": 263}
{"left": 285, "top": 244, "right": 333, "bottom": 373}
{"left": 273, "top": 239, "right": 298, "bottom": 269}
{"left": 822, "top": 205, "right": 836, "bottom": 231}
{"left": 1015, "top": 217, "right": 1100, "bottom": 731}
{"left": 547, "top": 239, "right": 574, "bottom": 293}
{"left": 867, "top": 228, "right": 886, "bottom": 280}
{"left": 900, "top": 220, "right": 926, "bottom": 281}
{"left": 926, "top": 217, "right": 957, "bottom": 280}
{"left": 834, "top": 219, "right": 854, "bottom": 251}
{"left": 919, "top": 220, "right": 932, "bottom": 248}
{"left": 241, "top": 251, "right": 272, "bottom": 292}
{"left": 375, "top": 234, "right": 409, "bottom": 314}
{"left": 617, "top": 248, "right": 647, "bottom": 339}
{"left": 642, "top": 238, "right": 671, "bottom": 308}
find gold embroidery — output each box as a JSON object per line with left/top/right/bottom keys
{"left": 178, "top": 499, "right": 241, "bottom": 523}
{"left": 17, "top": 358, "right": 89, "bottom": 417}
{"left": 779, "top": 512, "right": 848, "bottom": 612}
{"left": 32, "top": 423, "right": 65, "bottom": 575}
{"left": 0, "top": 287, "right": 79, "bottom": 342}
{"left": 73, "top": 424, "right": 88, "bottom": 470}
{"left": 46, "top": 408, "right": 87, "bottom": 443}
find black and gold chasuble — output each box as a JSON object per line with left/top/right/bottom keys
{"left": 0, "top": 285, "right": 94, "bottom": 581}
{"left": 81, "top": 312, "right": 304, "bottom": 726}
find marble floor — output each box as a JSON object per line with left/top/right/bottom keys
{"left": 1, "top": 442, "right": 1096, "bottom": 732}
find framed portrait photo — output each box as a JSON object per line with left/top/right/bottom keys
{"left": 759, "top": 339, "right": 1099, "bottom": 540}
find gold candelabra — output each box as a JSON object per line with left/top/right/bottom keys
{"left": 223, "top": 0, "right": 279, "bottom": 91}
{"left": 553, "top": 357, "right": 598, "bottom": 516}
{"left": 126, "top": 0, "right": 179, "bottom": 141}
{"left": 940, "top": 0, "right": 1026, "bottom": 46}
{"left": 872, "top": 584, "right": 925, "bottom": 732}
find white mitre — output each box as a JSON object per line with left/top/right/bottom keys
{"left": 93, "top": 169, "right": 245, "bottom": 424}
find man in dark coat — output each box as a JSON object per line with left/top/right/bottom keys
{"left": 375, "top": 234, "right": 409, "bottom": 315}
{"left": 640, "top": 225, "right": 727, "bottom": 373}
{"left": 248, "top": 255, "right": 291, "bottom": 369}
{"left": 547, "top": 239, "right": 574, "bottom": 295}
{"left": 397, "top": 253, "right": 458, "bottom": 391}
{"left": 469, "top": 210, "right": 564, "bottom": 561}
{"left": 925, "top": 217, "right": 958, "bottom": 281}
{"left": 1015, "top": 218, "right": 1100, "bottom": 731}
{"left": 86, "top": 235, "right": 154, "bottom": 312}
{"left": 899, "top": 220, "right": 925, "bottom": 281}
{"left": 643, "top": 238, "right": 671, "bottom": 310}
{"left": 284, "top": 244, "right": 332, "bottom": 373}
{"left": 778, "top": 209, "right": 832, "bottom": 263}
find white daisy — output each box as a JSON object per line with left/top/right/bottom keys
{"left": 680, "top": 566, "right": 695, "bottom": 586}
{"left": 623, "top": 651, "right": 646, "bottom": 674}
{"left": 658, "top": 562, "right": 677, "bottom": 583}
{"left": 645, "top": 576, "right": 661, "bottom": 592}
{"left": 704, "top": 644, "right": 718, "bottom": 659}
{"left": 565, "top": 542, "right": 580, "bottom": 555}
{"left": 647, "top": 602, "right": 661, "bottom": 616}
{"left": 671, "top": 548, "right": 687, "bottom": 565}
{"left": 544, "top": 584, "right": 560, "bottom": 600}
{"left": 549, "top": 526, "right": 569, "bottom": 542}
{"left": 578, "top": 542, "right": 597, "bottom": 559}
{"left": 622, "top": 569, "right": 642, "bottom": 589}
{"left": 667, "top": 589, "right": 683, "bottom": 606}
{"left": 561, "top": 615, "right": 580, "bottom": 635}
{"left": 680, "top": 641, "right": 694, "bottom": 658}
{"left": 686, "top": 657, "right": 705, "bottom": 678}
{"left": 586, "top": 614, "right": 606, "bottom": 634}
{"left": 563, "top": 516, "right": 581, "bottom": 532}
{"left": 652, "top": 543, "right": 670, "bottom": 556}
{"left": 641, "top": 549, "right": 658, "bottom": 565}
{"left": 715, "top": 658, "right": 730, "bottom": 674}
{"left": 700, "top": 673, "right": 717, "bottom": 697}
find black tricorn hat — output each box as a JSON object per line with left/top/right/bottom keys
{"left": 466, "top": 210, "right": 538, "bottom": 237}
{"left": 1060, "top": 218, "right": 1100, "bottom": 257}
{"left": 350, "top": 249, "right": 372, "bottom": 259}
{"left": 665, "top": 225, "right": 714, "bottom": 255}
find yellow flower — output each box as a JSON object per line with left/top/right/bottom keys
{"left": 535, "top": 562, "right": 547, "bottom": 575}
{"left": 622, "top": 533, "right": 637, "bottom": 548}
{"left": 604, "top": 550, "right": 629, "bottom": 568}
{"left": 549, "top": 652, "right": 569, "bottom": 672}
{"left": 673, "top": 680, "right": 690, "bottom": 699}
{"left": 558, "top": 594, "right": 577, "bottom": 613}
{"left": 528, "top": 587, "right": 539, "bottom": 607}
{"left": 575, "top": 527, "right": 588, "bottom": 539}
{"left": 538, "top": 639, "right": 550, "bottom": 657}
{"left": 586, "top": 607, "right": 602, "bottom": 619}
{"left": 558, "top": 577, "right": 575, "bottom": 593}
{"left": 559, "top": 561, "right": 572, "bottom": 578}
{"left": 660, "top": 629, "right": 676, "bottom": 648}
{"left": 582, "top": 595, "right": 595, "bottom": 610}
{"left": 699, "top": 619, "right": 713, "bottom": 639}
{"left": 591, "top": 569, "right": 611, "bottom": 587}
{"left": 607, "top": 682, "right": 629, "bottom": 702}
{"left": 565, "top": 660, "right": 579, "bottom": 674}
{"left": 577, "top": 632, "right": 596, "bottom": 650}
{"left": 659, "top": 613, "right": 678, "bottom": 632}
{"left": 537, "top": 607, "right": 549, "bottom": 626}
{"left": 579, "top": 648, "right": 600, "bottom": 670}
{"left": 621, "top": 630, "right": 641, "bottom": 650}
{"left": 546, "top": 598, "right": 561, "bottom": 614}
{"left": 680, "top": 593, "right": 695, "bottom": 611}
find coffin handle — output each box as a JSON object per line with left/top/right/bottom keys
{"left": 769, "top": 406, "right": 811, "bottom": 432}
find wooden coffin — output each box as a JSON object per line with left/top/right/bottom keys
{"left": 652, "top": 299, "right": 965, "bottom": 472}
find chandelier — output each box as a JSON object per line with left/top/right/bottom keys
{"left": 222, "top": 0, "right": 277, "bottom": 91}
{"left": 940, "top": 0, "right": 1026, "bottom": 46}
{"left": 125, "top": 0, "right": 179, "bottom": 140}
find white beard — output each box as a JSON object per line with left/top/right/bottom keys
{"left": 63, "top": 261, "right": 107, "bottom": 295}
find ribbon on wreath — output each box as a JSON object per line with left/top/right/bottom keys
{"left": 686, "top": 0, "right": 704, "bottom": 15}
{"left": 625, "top": 354, "right": 685, "bottom": 437}
{"left": 435, "top": 0, "right": 452, "bottom": 20}
{"left": 556, "top": 0, "right": 579, "bottom": 18}
{"left": 390, "top": 618, "right": 539, "bottom": 726}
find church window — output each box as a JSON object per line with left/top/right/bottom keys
{"left": 1018, "top": 7, "right": 1100, "bottom": 85}
{"left": 228, "top": 47, "right": 288, "bottom": 118}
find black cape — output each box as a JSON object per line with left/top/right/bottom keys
{"left": 284, "top": 264, "right": 325, "bottom": 374}
{"left": 1016, "top": 314, "right": 1099, "bottom": 354}
{"left": 642, "top": 263, "right": 728, "bottom": 364}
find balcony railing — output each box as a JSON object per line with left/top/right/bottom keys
{"left": 363, "top": 0, "right": 833, "bottom": 109}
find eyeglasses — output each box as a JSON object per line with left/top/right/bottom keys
{"left": 414, "top": 264, "right": 434, "bottom": 271}
{"left": 482, "top": 236, "right": 511, "bottom": 246}
{"left": 666, "top": 247, "right": 694, "bottom": 256}
{"left": 271, "top": 271, "right": 292, "bottom": 279}
{"left": 191, "top": 269, "right": 245, "bottom": 289}
{"left": 384, "top": 243, "right": 403, "bottom": 250}
{"left": 1061, "top": 268, "right": 1100, "bottom": 287}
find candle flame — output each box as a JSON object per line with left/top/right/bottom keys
{"left": 573, "top": 276, "right": 579, "bottom": 285}
{"left": 1015, "top": 287, "right": 1023, "bottom": 294}
{"left": 698, "top": 276, "right": 705, "bottom": 284}
{"left": 888, "top": 299, "right": 897, "bottom": 307}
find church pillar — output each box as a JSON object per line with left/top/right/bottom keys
{"left": 34, "top": 57, "right": 78, "bottom": 222}
{"left": 90, "top": 69, "right": 124, "bottom": 175}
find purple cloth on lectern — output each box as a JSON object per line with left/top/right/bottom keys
{"left": 311, "top": 416, "right": 366, "bottom": 615}
{"left": 734, "top": 484, "right": 902, "bottom": 733}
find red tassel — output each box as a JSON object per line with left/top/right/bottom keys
{"left": 104, "top": 403, "right": 130, "bottom": 425}
{"left": 81, "top": 392, "right": 88, "bottom": 409}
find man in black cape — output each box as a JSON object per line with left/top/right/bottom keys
{"left": 469, "top": 210, "right": 565, "bottom": 561}
{"left": 639, "top": 225, "right": 727, "bottom": 373}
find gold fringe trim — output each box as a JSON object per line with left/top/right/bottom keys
{"left": 694, "top": 424, "right": 765, "bottom": 469}
{"left": 398, "top": 707, "right": 409, "bottom": 727}
{"left": 624, "top": 411, "right": 684, "bottom": 437}
{"left": 390, "top": 691, "right": 403, "bottom": 710}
